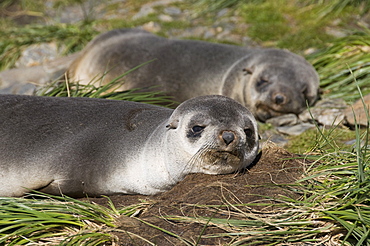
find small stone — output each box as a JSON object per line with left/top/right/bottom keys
{"left": 343, "top": 93, "right": 370, "bottom": 127}
{"left": 344, "top": 139, "right": 357, "bottom": 146}
{"left": 132, "top": 6, "right": 155, "bottom": 20}
{"left": 132, "top": 0, "right": 183, "bottom": 20}
{"left": 216, "top": 26, "right": 223, "bottom": 32}
{"left": 276, "top": 123, "right": 315, "bottom": 136}
{"left": 158, "top": 14, "right": 173, "bottom": 22}
{"left": 260, "top": 130, "right": 289, "bottom": 147}
{"left": 325, "top": 26, "right": 347, "bottom": 38}
{"left": 203, "top": 29, "right": 217, "bottom": 39}
{"left": 164, "top": 7, "right": 181, "bottom": 15}
{"left": 217, "top": 8, "right": 229, "bottom": 18}
{"left": 142, "top": 21, "right": 162, "bottom": 33}
{"left": 265, "top": 114, "right": 298, "bottom": 127}
{"left": 299, "top": 98, "right": 347, "bottom": 126}
{"left": 15, "top": 43, "right": 61, "bottom": 68}
{"left": 177, "top": 27, "right": 208, "bottom": 38}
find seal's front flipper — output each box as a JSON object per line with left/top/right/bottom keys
{"left": 38, "top": 179, "right": 87, "bottom": 198}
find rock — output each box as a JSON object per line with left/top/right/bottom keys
{"left": 260, "top": 130, "right": 289, "bottom": 147}
{"left": 158, "top": 14, "right": 173, "bottom": 22}
{"left": 299, "top": 98, "right": 347, "bottom": 126}
{"left": 45, "top": 0, "right": 106, "bottom": 24}
{"left": 133, "top": 6, "right": 155, "bottom": 20}
{"left": 203, "top": 29, "right": 217, "bottom": 39}
{"left": 0, "top": 53, "right": 78, "bottom": 95}
{"left": 276, "top": 123, "right": 316, "bottom": 136}
{"left": 132, "top": 0, "right": 183, "bottom": 20}
{"left": 164, "top": 7, "right": 181, "bottom": 15}
{"left": 176, "top": 27, "right": 208, "bottom": 38}
{"left": 142, "top": 21, "right": 162, "bottom": 32}
{"left": 343, "top": 93, "right": 370, "bottom": 127}
{"left": 265, "top": 114, "right": 298, "bottom": 127}
{"left": 217, "top": 8, "right": 229, "bottom": 18}
{"left": 15, "top": 43, "right": 62, "bottom": 68}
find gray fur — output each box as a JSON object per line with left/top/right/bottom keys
{"left": 68, "top": 28, "right": 320, "bottom": 121}
{"left": 0, "top": 95, "right": 259, "bottom": 197}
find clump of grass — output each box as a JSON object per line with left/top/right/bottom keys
{"left": 238, "top": 0, "right": 346, "bottom": 51}
{"left": 0, "top": 24, "right": 98, "bottom": 71}
{"left": 36, "top": 63, "right": 176, "bottom": 107}
{"left": 306, "top": 0, "right": 370, "bottom": 17}
{"left": 192, "top": 0, "right": 369, "bottom": 16}
{"left": 191, "top": 0, "right": 251, "bottom": 14}
{"left": 161, "top": 88, "right": 370, "bottom": 245}
{"left": 308, "top": 31, "right": 370, "bottom": 103}
{"left": 0, "top": 192, "right": 148, "bottom": 245}
{"left": 240, "top": 1, "right": 290, "bottom": 43}
{"left": 165, "top": 132, "right": 370, "bottom": 244}
{"left": 191, "top": 0, "right": 361, "bottom": 51}
{"left": 286, "top": 127, "right": 361, "bottom": 155}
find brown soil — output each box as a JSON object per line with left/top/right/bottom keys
{"left": 83, "top": 143, "right": 308, "bottom": 246}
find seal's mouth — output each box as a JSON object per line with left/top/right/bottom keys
{"left": 255, "top": 102, "right": 297, "bottom": 122}
{"left": 207, "top": 149, "right": 244, "bottom": 167}
{"left": 197, "top": 150, "right": 245, "bottom": 174}
{"left": 213, "top": 150, "right": 240, "bottom": 159}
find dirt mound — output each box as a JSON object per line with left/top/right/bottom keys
{"left": 84, "top": 144, "right": 307, "bottom": 245}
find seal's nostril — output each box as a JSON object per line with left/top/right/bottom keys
{"left": 222, "top": 131, "right": 235, "bottom": 145}
{"left": 275, "top": 94, "right": 285, "bottom": 105}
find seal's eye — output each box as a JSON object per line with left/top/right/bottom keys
{"left": 244, "top": 128, "right": 254, "bottom": 138}
{"left": 187, "top": 125, "right": 206, "bottom": 139}
{"left": 256, "top": 78, "right": 269, "bottom": 88}
{"left": 192, "top": 125, "right": 205, "bottom": 134}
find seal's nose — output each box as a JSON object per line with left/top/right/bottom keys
{"left": 222, "top": 131, "right": 235, "bottom": 145}
{"left": 274, "top": 94, "right": 286, "bottom": 105}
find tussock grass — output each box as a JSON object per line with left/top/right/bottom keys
{"left": 0, "top": 64, "right": 174, "bottom": 245}
{"left": 192, "top": 0, "right": 369, "bottom": 15}
{"left": 0, "top": 192, "right": 148, "bottom": 245}
{"left": 159, "top": 88, "right": 370, "bottom": 245}
{"left": 163, "top": 135, "right": 369, "bottom": 245}
{"left": 308, "top": 31, "right": 370, "bottom": 103}
{"left": 307, "top": 0, "right": 370, "bottom": 17}
{"left": 0, "top": 24, "right": 97, "bottom": 71}
{"left": 191, "top": 0, "right": 364, "bottom": 51}
{"left": 36, "top": 62, "right": 176, "bottom": 107}
{"left": 191, "top": 0, "right": 246, "bottom": 14}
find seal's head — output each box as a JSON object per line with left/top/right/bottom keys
{"left": 226, "top": 49, "right": 320, "bottom": 122}
{"left": 165, "top": 95, "right": 259, "bottom": 175}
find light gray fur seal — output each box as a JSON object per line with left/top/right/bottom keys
{"left": 68, "top": 28, "right": 320, "bottom": 122}
{"left": 0, "top": 94, "right": 259, "bottom": 197}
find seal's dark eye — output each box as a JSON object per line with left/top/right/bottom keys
{"left": 244, "top": 128, "right": 254, "bottom": 138}
{"left": 192, "top": 125, "right": 205, "bottom": 134}
{"left": 256, "top": 78, "right": 269, "bottom": 88}
{"left": 187, "top": 125, "right": 206, "bottom": 139}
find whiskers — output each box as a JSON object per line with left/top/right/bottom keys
{"left": 185, "top": 139, "right": 247, "bottom": 175}
{"left": 185, "top": 140, "right": 219, "bottom": 175}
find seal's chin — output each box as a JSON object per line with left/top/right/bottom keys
{"left": 200, "top": 150, "right": 244, "bottom": 174}
{"left": 255, "top": 104, "right": 288, "bottom": 122}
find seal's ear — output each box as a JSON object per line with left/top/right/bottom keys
{"left": 166, "top": 120, "right": 178, "bottom": 129}
{"left": 302, "top": 85, "right": 319, "bottom": 106}
{"left": 242, "top": 67, "right": 253, "bottom": 75}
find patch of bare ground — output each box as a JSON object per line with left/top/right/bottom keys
{"left": 83, "top": 143, "right": 309, "bottom": 245}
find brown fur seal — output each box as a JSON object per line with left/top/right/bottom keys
{"left": 68, "top": 28, "right": 320, "bottom": 122}
{"left": 0, "top": 94, "right": 259, "bottom": 197}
